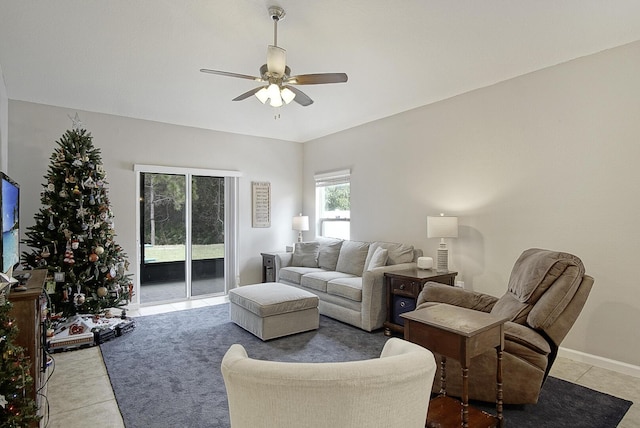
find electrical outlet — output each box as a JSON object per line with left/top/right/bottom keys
{"left": 455, "top": 280, "right": 465, "bottom": 288}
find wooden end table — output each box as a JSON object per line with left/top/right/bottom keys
{"left": 383, "top": 269, "right": 457, "bottom": 336}
{"left": 260, "top": 252, "right": 278, "bottom": 283}
{"left": 401, "top": 304, "right": 508, "bottom": 428}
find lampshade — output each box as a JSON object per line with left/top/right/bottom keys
{"left": 281, "top": 87, "right": 296, "bottom": 104}
{"left": 255, "top": 87, "right": 269, "bottom": 104}
{"left": 292, "top": 214, "right": 309, "bottom": 232}
{"left": 292, "top": 213, "right": 309, "bottom": 243}
{"left": 427, "top": 215, "right": 458, "bottom": 239}
{"left": 267, "top": 83, "right": 283, "bottom": 107}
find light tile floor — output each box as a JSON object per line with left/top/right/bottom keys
{"left": 42, "top": 298, "right": 638, "bottom": 428}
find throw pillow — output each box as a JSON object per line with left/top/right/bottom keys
{"left": 317, "top": 237, "right": 343, "bottom": 270}
{"left": 365, "top": 247, "right": 388, "bottom": 271}
{"left": 364, "top": 242, "right": 415, "bottom": 267}
{"left": 291, "top": 241, "right": 320, "bottom": 267}
{"left": 386, "top": 243, "right": 415, "bottom": 265}
{"left": 335, "top": 240, "right": 370, "bottom": 276}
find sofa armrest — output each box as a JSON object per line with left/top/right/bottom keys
{"left": 416, "top": 282, "right": 498, "bottom": 313}
{"left": 273, "top": 252, "right": 293, "bottom": 282}
{"left": 360, "top": 262, "right": 417, "bottom": 331}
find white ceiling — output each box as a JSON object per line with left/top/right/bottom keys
{"left": 1, "top": 1, "right": 640, "bottom": 143}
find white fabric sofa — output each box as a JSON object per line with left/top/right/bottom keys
{"left": 273, "top": 238, "right": 422, "bottom": 331}
{"left": 221, "top": 337, "right": 437, "bottom": 428}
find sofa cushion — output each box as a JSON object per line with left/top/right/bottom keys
{"left": 336, "top": 240, "right": 370, "bottom": 276}
{"left": 291, "top": 241, "right": 320, "bottom": 267}
{"left": 301, "top": 270, "right": 356, "bottom": 293}
{"left": 327, "top": 277, "right": 363, "bottom": 302}
{"left": 365, "top": 247, "right": 388, "bottom": 271}
{"left": 279, "top": 266, "right": 324, "bottom": 285}
{"left": 317, "top": 237, "right": 343, "bottom": 271}
{"left": 365, "top": 242, "right": 415, "bottom": 267}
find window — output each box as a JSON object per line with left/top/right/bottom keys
{"left": 315, "top": 169, "right": 350, "bottom": 239}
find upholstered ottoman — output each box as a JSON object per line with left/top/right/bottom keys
{"left": 228, "top": 282, "right": 319, "bottom": 340}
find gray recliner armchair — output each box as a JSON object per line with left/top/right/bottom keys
{"left": 415, "top": 248, "right": 593, "bottom": 404}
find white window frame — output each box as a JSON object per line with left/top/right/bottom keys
{"left": 314, "top": 169, "right": 351, "bottom": 240}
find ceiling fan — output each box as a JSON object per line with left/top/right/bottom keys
{"left": 200, "top": 6, "right": 348, "bottom": 107}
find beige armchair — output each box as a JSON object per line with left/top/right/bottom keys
{"left": 416, "top": 248, "right": 593, "bottom": 404}
{"left": 221, "top": 338, "right": 437, "bottom": 428}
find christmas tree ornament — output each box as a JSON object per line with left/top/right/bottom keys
{"left": 97, "top": 286, "right": 108, "bottom": 297}
{"left": 95, "top": 245, "right": 104, "bottom": 255}
{"left": 89, "top": 253, "right": 99, "bottom": 263}
{"left": 83, "top": 176, "right": 95, "bottom": 188}
{"left": 74, "top": 293, "right": 86, "bottom": 305}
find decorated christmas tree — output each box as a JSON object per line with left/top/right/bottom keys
{"left": 22, "top": 115, "right": 132, "bottom": 316}
{"left": 0, "top": 296, "right": 40, "bottom": 427}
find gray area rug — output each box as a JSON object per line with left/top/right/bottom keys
{"left": 101, "top": 304, "right": 632, "bottom": 428}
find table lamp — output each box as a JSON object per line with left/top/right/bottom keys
{"left": 292, "top": 213, "right": 309, "bottom": 243}
{"left": 427, "top": 213, "right": 458, "bottom": 272}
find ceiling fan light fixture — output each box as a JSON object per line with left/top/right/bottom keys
{"left": 281, "top": 87, "right": 296, "bottom": 104}
{"left": 200, "top": 5, "right": 347, "bottom": 108}
{"left": 267, "top": 45, "right": 286, "bottom": 77}
{"left": 267, "top": 83, "right": 283, "bottom": 107}
{"left": 255, "top": 87, "right": 269, "bottom": 104}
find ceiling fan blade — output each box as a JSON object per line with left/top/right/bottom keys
{"left": 286, "top": 73, "right": 348, "bottom": 85}
{"left": 267, "top": 45, "right": 286, "bottom": 77}
{"left": 284, "top": 85, "right": 313, "bottom": 106}
{"left": 200, "top": 69, "right": 263, "bottom": 82}
{"left": 232, "top": 86, "right": 265, "bottom": 101}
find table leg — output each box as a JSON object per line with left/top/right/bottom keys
{"left": 439, "top": 355, "right": 447, "bottom": 395}
{"left": 461, "top": 365, "right": 469, "bottom": 428}
{"left": 496, "top": 347, "right": 504, "bottom": 427}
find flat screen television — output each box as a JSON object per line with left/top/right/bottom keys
{"left": 1, "top": 172, "right": 20, "bottom": 275}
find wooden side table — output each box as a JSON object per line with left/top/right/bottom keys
{"left": 401, "top": 304, "right": 507, "bottom": 428}
{"left": 383, "top": 269, "right": 457, "bottom": 336}
{"left": 260, "top": 252, "right": 278, "bottom": 283}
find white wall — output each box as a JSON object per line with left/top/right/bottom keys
{"left": 304, "top": 41, "right": 640, "bottom": 368}
{"left": 8, "top": 101, "right": 303, "bottom": 302}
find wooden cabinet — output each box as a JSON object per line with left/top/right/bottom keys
{"left": 7, "top": 269, "right": 48, "bottom": 425}
{"left": 383, "top": 269, "right": 457, "bottom": 336}
{"left": 261, "top": 252, "right": 277, "bottom": 283}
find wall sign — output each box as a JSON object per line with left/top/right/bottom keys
{"left": 252, "top": 181, "right": 271, "bottom": 228}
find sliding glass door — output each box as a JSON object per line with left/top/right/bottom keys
{"left": 135, "top": 166, "right": 239, "bottom": 305}
{"left": 190, "top": 175, "right": 225, "bottom": 297}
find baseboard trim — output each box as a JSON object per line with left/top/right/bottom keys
{"left": 558, "top": 347, "right": 640, "bottom": 379}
